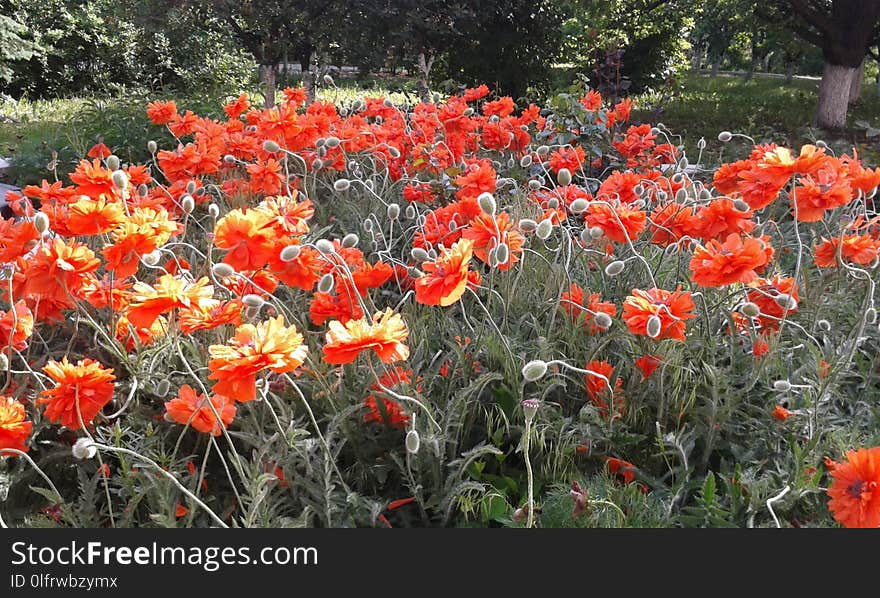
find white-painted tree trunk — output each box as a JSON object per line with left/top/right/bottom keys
{"left": 848, "top": 57, "right": 866, "bottom": 105}
{"left": 816, "top": 62, "right": 855, "bottom": 129}
{"left": 261, "top": 64, "right": 277, "bottom": 108}
{"left": 417, "top": 52, "right": 434, "bottom": 104}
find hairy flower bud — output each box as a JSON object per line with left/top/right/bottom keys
{"left": 279, "top": 245, "right": 301, "bottom": 262}
{"left": 774, "top": 294, "right": 798, "bottom": 310}
{"left": 494, "top": 242, "right": 510, "bottom": 265}
{"left": 520, "top": 154, "right": 533, "bottom": 168}
{"left": 72, "top": 437, "right": 97, "bottom": 460}
{"left": 646, "top": 315, "right": 662, "bottom": 338}
{"left": 528, "top": 179, "right": 542, "bottom": 190}
{"left": 315, "top": 239, "right": 335, "bottom": 254}
{"left": 147, "top": 140, "right": 158, "bottom": 154}
{"left": 181, "top": 194, "right": 195, "bottom": 214}
{"left": 317, "top": 273, "right": 335, "bottom": 293}
{"left": 111, "top": 169, "right": 128, "bottom": 190}
{"left": 733, "top": 199, "right": 750, "bottom": 212}
{"left": 325, "top": 136, "right": 341, "bottom": 148}
{"left": 866, "top": 307, "right": 877, "bottom": 324}
{"left": 405, "top": 429, "right": 420, "bottom": 454}
{"left": 773, "top": 380, "right": 792, "bottom": 392}
{"left": 342, "top": 233, "right": 359, "bottom": 248}
{"left": 589, "top": 226, "right": 604, "bottom": 239}
{"left": 263, "top": 140, "right": 281, "bottom": 153}
{"left": 208, "top": 203, "right": 220, "bottom": 219}
{"left": 536, "top": 145, "right": 550, "bottom": 156}
{"left": 211, "top": 262, "right": 235, "bottom": 278}
{"left": 141, "top": 250, "right": 162, "bottom": 267}
{"left": 740, "top": 302, "right": 761, "bottom": 318}
{"left": 593, "top": 312, "right": 613, "bottom": 330}
{"left": 522, "top": 360, "right": 548, "bottom": 382}
{"left": 697, "top": 137, "right": 707, "bottom": 150}
{"left": 557, "top": 168, "right": 572, "bottom": 187}
{"left": 404, "top": 204, "right": 416, "bottom": 219}
{"left": 536, "top": 218, "right": 553, "bottom": 240}
{"left": 387, "top": 203, "right": 401, "bottom": 220}
{"left": 411, "top": 247, "right": 430, "bottom": 262}
{"left": 718, "top": 131, "right": 733, "bottom": 143}
{"left": 333, "top": 178, "right": 351, "bottom": 192}
{"left": 604, "top": 260, "right": 625, "bottom": 277}
{"left": 156, "top": 379, "right": 171, "bottom": 397}
{"left": 33, "top": 212, "right": 50, "bottom": 234}
{"left": 477, "top": 192, "right": 497, "bottom": 215}
{"left": 242, "top": 294, "right": 265, "bottom": 308}
{"left": 323, "top": 74, "right": 335, "bottom": 86}
{"left": 569, "top": 198, "right": 589, "bottom": 214}
{"left": 519, "top": 218, "right": 538, "bottom": 233}
{"left": 522, "top": 398, "right": 539, "bottom": 422}
{"left": 817, "top": 319, "right": 831, "bottom": 331}
{"left": 106, "top": 154, "right": 120, "bottom": 171}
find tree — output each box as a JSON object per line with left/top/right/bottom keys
{"left": 779, "top": 0, "right": 880, "bottom": 128}
{"left": 0, "top": 11, "right": 41, "bottom": 85}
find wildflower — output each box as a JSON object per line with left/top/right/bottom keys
{"left": 208, "top": 316, "right": 308, "bottom": 403}
{"left": 622, "top": 287, "right": 696, "bottom": 342}
{"left": 560, "top": 284, "right": 616, "bottom": 334}
{"left": 414, "top": 238, "right": 474, "bottom": 307}
{"left": 323, "top": 308, "right": 409, "bottom": 365}
{"left": 585, "top": 202, "right": 646, "bottom": 243}
{"left": 214, "top": 208, "right": 276, "bottom": 271}
{"left": 690, "top": 233, "right": 770, "bottom": 288}
{"left": 772, "top": 405, "right": 793, "bottom": 421}
{"left": 814, "top": 234, "right": 880, "bottom": 268}
{"left": 0, "top": 301, "right": 34, "bottom": 351}
{"left": 67, "top": 196, "right": 125, "bottom": 236}
{"left": 126, "top": 275, "right": 215, "bottom": 330}
{"left": 607, "top": 457, "right": 636, "bottom": 484}
{"left": 164, "top": 385, "right": 236, "bottom": 436}
{"left": 38, "top": 358, "right": 116, "bottom": 430}
{"left": 462, "top": 212, "right": 524, "bottom": 271}
{"left": 585, "top": 360, "right": 623, "bottom": 419}
{"left": 692, "top": 198, "right": 755, "bottom": 241}
{"left": 635, "top": 355, "right": 662, "bottom": 381}
{"left": 0, "top": 397, "right": 32, "bottom": 453}
{"left": 791, "top": 165, "right": 853, "bottom": 222}
{"left": 826, "top": 447, "right": 880, "bottom": 528}
{"left": 146, "top": 100, "right": 178, "bottom": 125}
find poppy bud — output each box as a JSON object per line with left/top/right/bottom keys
{"left": 363, "top": 219, "right": 373, "bottom": 232}
{"left": 633, "top": 184, "right": 644, "bottom": 197}
{"left": 243, "top": 305, "right": 260, "bottom": 320}
{"left": 342, "top": 233, "right": 359, "bottom": 248}
{"left": 211, "top": 263, "right": 235, "bottom": 278}
{"left": 181, "top": 194, "right": 195, "bottom": 214}
{"left": 522, "top": 360, "right": 548, "bottom": 382}
{"left": 740, "top": 302, "right": 761, "bottom": 318}
{"left": 147, "top": 140, "right": 158, "bottom": 153}
{"left": 519, "top": 218, "right": 538, "bottom": 233}
{"left": 557, "top": 168, "right": 572, "bottom": 187}
{"left": 317, "top": 273, "right": 335, "bottom": 293}
{"left": 699, "top": 187, "right": 712, "bottom": 200}
{"left": 536, "top": 145, "right": 550, "bottom": 156}
{"left": 604, "top": 260, "right": 625, "bottom": 277}
{"left": 141, "top": 250, "right": 162, "bottom": 267}
{"left": 263, "top": 140, "right": 281, "bottom": 153}
{"left": 593, "top": 312, "right": 613, "bottom": 329}
{"left": 718, "top": 131, "right": 733, "bottom": 142}
{"left": 817, "top": 319, "right": 831, "bottom": 331}
{"left": 489, "top": 115, "right": 500, "bottom": 124}
{"left": 111, "top": 170, "right": 128, "bottom": 190}
{"left": 106, "top": 154, "right": 120, "bottom": 171}
{"left": 646, "top": 315, "right": 662, "bottom": 338}
{"left": 657, "top": 190, "right": 668, "bottom": 202}
{"left": 547, "top": 198, "right": 559, "bottom": 210}
{"left": 242, "top": 294, "right": 265, "bottom": 308}
{"left": 33, "top": 212, "right": 50, "bottom": 234}
{"left": 495, "top": 243, "right": 510, "bottom": 265}
{"left": 387, "top": 203, "right": 400, "bottom": 220}
{"left": 520, "top": 155, "right": 533, "bottom": 168}
{"left": 773, "top": 380, "right": 792, "bottom": 392}
{"left": 579, "top": 229, "right": 592, "bottom": 244}
{"left": 697, "top": 137, "right": 707, "bottom": 150}
{"left": 208, "top": 203, "right": 220, "bottom": 219}
{"left": 138, "top": 184, "right": 149, "bottom": 197}
{"left": 536, "top": 218, "right": 553, "bottom": 240}
{"left": 224, "top": 154, "right": 236, "bottom": 163}
{"left": 528, "top": 179, "right": 542, "bottom": 190}
{"left": 325, "top": 136, "right": 341, "bottom": 148}
{"left": 315, "top": 239, "right": 335, "bottom": 254}
{"left": 404, "top": 204, "right": 416, "bottom": 219}
{"left": 411, "top": 247, "right": 430, "bottom": 262}
{"left": 478, "top": 192, "right": 496, "bottom": 215}
{"left": 774, "top": 294, "right": 797, "bottom": 310}
{"left": 72, "top": 437, "right": 97, "bottom": 460}
{"left": 279, "top": 245, "right": 301, "bottom": 262}
{"left": 866, "top": 307, "right": 877, "bottom": 324}
{"left": 464, "top": 107, "right": 474, "bottom": 117}
{"left": 405, "top": 429, "right": 420, "bottom": 454}
{"left": 312, "top": 159, "right": 324, "bottom": 170}
{"left": 383, "top": 98, "right": 394, "bottom": 108}
{"left": 675, "top": 188, "right": 688, "bottom": 202}
{"left": 569, "top": 198, "right": 589, "bottom": 214}
{"left": 156, "top": 379, "right": 171, "bottom": 397}
{"left": 733, "top": 199, "right": 750, "bottom": 212}
{"left": 522, "top": 398, "right": 539, "bottom": 422}
{"left": 333, "top": 178, "right": 351, "bottom": 192}
{"left": 589, "top": 226, "right": 604, "bottom": 239}
{"left": 664, "top": 243, "right": 680, "bottom": 256}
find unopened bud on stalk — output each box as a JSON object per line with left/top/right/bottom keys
{"left": 594, "top": 312, "right": 613, "bottom": 329}
{"left": 519, "top": 218, "right": 538, "bottom": 233}
{"left": 279, "top": 245, "right": 302, "bottom": 262}
{"left": 342, "top": 233, "right": 359, "bottom": 248}
{"left": 589, "top": 226, "right": 604, "bottom": 239}
{"left": 699, "top": 187, "right": 712, "bottom": 200}
{"left": 733, "top": 199, "right": 750, "bottom": 212}
{"left": 634, "top": 184, "right": 644, "bottom": 197}
{"left": 773, "top": 380, "right": 792, "bottom": 392}
{"left": 387, "top": 203, "right": 400, "bottom": 220}
{"left": 147, "top": 140, "right": 158, "bottom": 153}
{"left": 208, "top": 203, "right": 220, "bottom": 219}
{"left": 817, "top": 319, "right": 831, "bottom": 331}
{"left": 211, "top": 262, "right": 235, "bottom": 278}
{"left": 536, "top": 145, "right": 550, "bottom": 156}
{"left": 579, "top": 229, "right": 592, "bottom": 244}
{"left": 522, "top": 398, "right": 539, "bottom": 422}
{"left": 242, "top": 294, "right": 265, "bottom": 308}
{"left": 181, "top": 194, "right": 195, "bottom": 214}
{"left": 224, "top": 154, "right": 236, "bottom": 163}
{"left": 411, "top": 247, "right": 430, "bottom": 262}
{"left": 646, "top": 315, "right": 662, "bottom": 338}
{"left": 774, "top": 294, "right": 797, "bottom": 310}
{"left": 604, "top": 260, "right": 625, "bottom": 277}
{"left": 262, "top": 139, "right": 280, "bottom": 153}
{"left": 405, "top": 429, "right": 420, "bottom": 454}
{"left": 664, "top": 243, "right": 681, "bottom": 256}
{"left": 141, "top": 250, "right": 162, "bottom": 267}
{"left": 325, "top": 136, "right": 340, "bottom": 148}
{"left": 740, "top": 302, "right": 761, "bottom": 318}
{"left": 243, "top": 305, "right": 260, "bottom": 320}
{"left": 315, "top": 239, "right": 335, "bottom": 254}
{"left": 718, "top": 131, "right": 733, "bottom": 142}
{"left": 312, "top": 159, "right": 324, "bottom": 170}
{"left": 569, "top": 198, "right": 589, "bottom": 214}
{"left": 657, "top": 190, "right": 668, "bottom": 202}
{"left": 138, "top": 184, "right": 149, "bottom": 197}
{"left": 547, "top": 198, "right": 559, "bottom": 210}
{"left": 363, "top": 219, "right": 373, "bottom": 232}
{"left": 522, "top": 360, "right": 548, "bottom": 382}
{"left": 404, "top": 204, "right": 416, "bottom": 219}
{"left": 333, "top": 178, "right": 351, "bottom": 192}
{"left": 106, "top": 154, "right": 120, "bottom": 171}
{"left": 111, "top": 170, "right": 128, "bottom": 190}
{"left": 536, "top": 218, "right": 553, "bottom": 240}
{"left": 494, "top": 243, "right": 510, "bottom": 265}
{"left": 866, "top": 307, "right": 877, "bottom": 323}
{"left": 675, "top": 188, "right": 688, "bottom": 202}
{"left": 317, "top": 273, "right": 335, "bottom": 293}
{"left": 156, "top": 379, "right": 170, "bottom": 397}
{"left": 478, "top": 192, "right": 496, "bottom": 215}
{"left": 463, "top": 107, "right": 474, "bottom": 117}
{"left": 72, "top": 437, "right": 97, "bottom": 460}
{"left": 528, "top": 179, "right": 542, "bottom": 190}
{"left": 389, "top": 146, "right": 401, "bottom": 159}
{"left": 33, "top": 212, "right": 50, "bottom": 234}
{"left": 520, "top": 155, "right": 533, "bottom": 168}
{"left": 557, "top": 168, "right": 572, "bottom": 187}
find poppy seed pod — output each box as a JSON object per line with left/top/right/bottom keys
{"left": 181, "top": 194, "right": 195, "bottom": 214}
{"left": 593, "top": 312, "right": 613, "bottom": 329}
{"left": 405, "top": 429, "right": 420, "bottom": 454}
{"left": 536, "top": 218, "right": 553, "bottom": 240}
{"left": 211, "top": 262, "right": 235, "bottom": 278}
{"left": 387, "top": 203, "right": 401, "bottom": 220}
{"left": 33, "top": 212, "right": 50, "bottom": 234}
{"left": 315, "top": 239, "right": 335, "bottom": 254}
{"left": 557, "top": 168, "right": 572, "bottom": 187}
{"left": 495, "top": 242, "right": 510, "bottom": 265}
{"left": 478, "top": 192, "right": 497, "bottom": 215}
{"left": 522, "top": 398, "right": 539, "bottom": 422}
{"left": 342, "top": 233, "right": 359, "bottom": 248}
{"left": 411, "top": 247, "right": 430, "bottom": 262}
{"left": 72, "top": 437, "right": 97, "bottom": 460}
{"left": 528, "top": 179, "right": 542, "bottom": 190}
{"left": 242, "top": 294, "right": 265, "bottom": 309}
{"left": 363, "top": 219, "right": 373, "bottom": 232}
{"left": 519, "top": 218, "right": 538, "bottom": 233}
{"left": 156, "top": 379, "right": 170, "bottom": 397}
{"left": 325, "top": 136, "right": 341, "bottom": 148}
{"left": 208, "top": 203, "right": 220, "bottom": 219}
{"left": 773, "top": 380, "right": 792, "bottom": 392}
{"left": 774, "top": 294, "right": 798, "bottom": 310}
{"left": 740, "top": 302, "right": 761, "bottom": 318}
{"left": 646, "top": 315, "right": 662, "bottom": 338}
{"left": 522, "top": 360, "right": 548, "bottom": 382}
{"left": 718, "top": 131, "right": 733, "bottom": 142}
{"left": 520, "top": 154, "right": 533, "bottom": 168}
{"left": 263, "top": 140, "right": 281, "bottom": 153}
{"left": 147, "top": 140, "right": 158, "bottom": 154}
{"left": 733, "top": 199, "right": 750, "bottom": 212}
{"left": 569, "top": 198, "right": 589, "bottom": 214}
{"left": 317, "top": 273, "right": 335, "bottom": 294}
{"left": 604, "top": 260, "right": 625, "bottom": 277}
{"left": 404, "top": 204, "right": 416, "bottom": 219}
{"left": 111, "top": 170, "right": 128, "bottom": 190}
{"left": 279, "top": 244, "right": 302, "bottom": 262}
{"left": 333, "top": 178, "right": 351, "bottom": 192}
{"left": 106, "top": 154, "right": 120, "bottom": 171}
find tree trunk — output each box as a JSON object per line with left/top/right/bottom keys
{"left": 260, "top": 64, "right": 277, "bottom": 108}
{"left": 300, "top": 54, "right": 315, "bottom": 106}
{"left": 691, "top": 45, "right": 705, "bottom": 72}
{"left": 784, "top": 62, "right": 795, "bottom": 84}
{"left": 816, "top": 62, "right": 855, "bottom": 129}
{"left": 711, "top": 61, "right": 720, "bottom": 77}
{"left": 848, "top": 57, "right": 866, "bottom": 105}
{"left": 416, "top": 52, "right": 434, "bottom": 104}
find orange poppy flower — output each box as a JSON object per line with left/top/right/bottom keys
{"left": 258, "top": 194, "right": 314, "bottom": 237}
{"left": 164, "top": 385, "right": 236, "bottom": 436}
{"left": 635, "top": 354, "right": 662, "bottom": 381}
{"left": 178, "top": 299, "right": 243, "bottom": 334}
{"left": 585, "top": 202, "right": 646, "bottom": 244}
{"left": 622, "top": 286, "right": 696, "bottom": 342}
{"left": 322, "top": 308, "right": 410, "bottom": 365}
{"left": 649, "top": 202, "right": 698, "bottom": 246}
{"left": 115, "top": 314, "right": 167, "bottom": 350}
{"left": 690, "top": 233, "right": 770, "bottom": 287}
{"left": 38, "top": 357, "right": 116, "bottom": 430}
{"left": 692, "top": 198, "right": 754, "bottom": 241}
{"left": 826, "top": 447, "right": 880, "bottom": 528}
{"left": 746, "top": 275, "right": 799, "bottom": 332}
{"left": 208, "top": 316, "right": 308, "bottom": 402}
{"left": 607, "top": 457, "right": 636, "bottom": 484}
{"left": 21, "top": 238, "right": 101, "bottom": 299}
{"left": 146, "top": 100, "right": 178, "bottom": 125}
{"left": 0, "top": 396, "right": 32, "bottom": 453}
{"left": 814, "top": 235, "right": 880, "bottom": 268}
{"left": 560, "top": 283, "right": 615, "bottom": 334}
{"left": 67, "top": 196, "right": 125, "bottom": 236}
{"left": 772, "top": 405, "right": 793, "bottom": 421}
{"left": 0, "top": 217, "right": 40, "bottom": 262}
{"left": 734, "top": 166, "right": 784, "bottom": 210}
{"left": 125, "top": 275, "right": 215, "bottom": 330}
{"left": 87, "top": 143, "right": 112, "bottom": 159}
{"left": 462, "top": 212, "right": 524, "bottom": 271}
{"left": 713, "top": 159, "right": 752, "bottom": 195}
{"left": 309, "top": 289, "right": 365, "bottom": 326}
{"left": 246, "top": 159, "right": 285, "bottom": 196}
{"left": 415, "top": 238, "right": 474, "bottom": 307}
{"left": 69, "top": 159, "right": 116, "bottom": 199}
{"left": 454, "top": 160, "right": 496, "bottom": 201}
{"left": 214, "top": 208, "right": 276, "bottom": 271}
{"left": 0, "top": 301, "right": 34, "bottom": 351}
{"left": 585, "top": 360, "right": 623, "bottom": 419}
{"left": 791, "top": 163, "right": 853, "bottom": 222}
